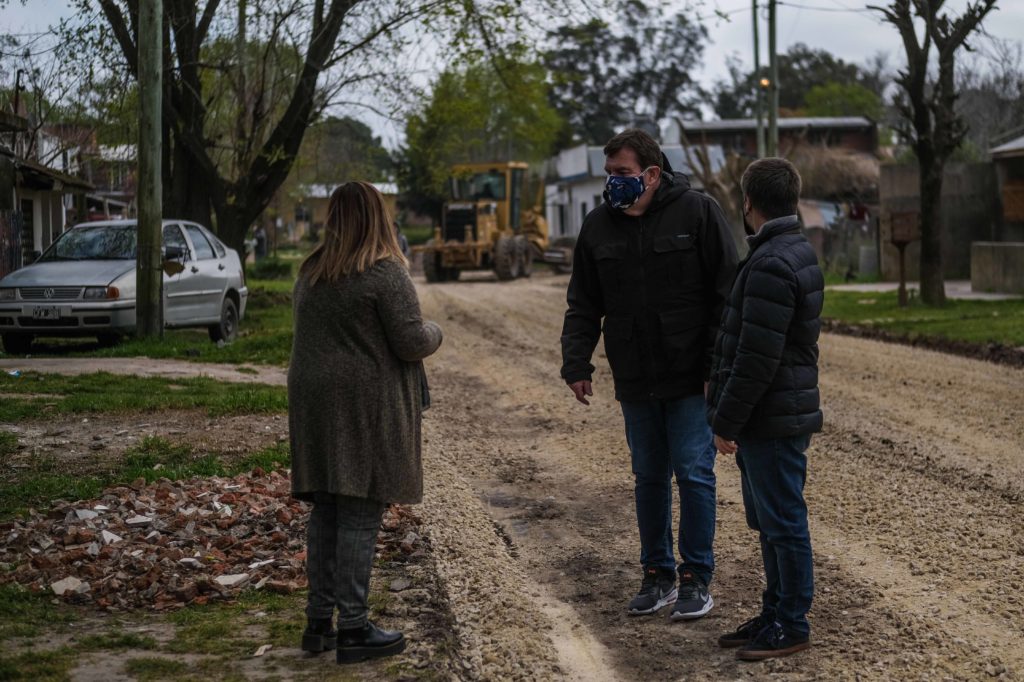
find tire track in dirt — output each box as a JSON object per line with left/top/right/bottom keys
{"left": 418, "top": 272, "right": 1024, "bottom": 680}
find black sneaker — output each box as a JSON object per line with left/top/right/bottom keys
{"left": 336, "top": 621, "right": 406, "bottom": 664}
{"left": 737, "top": 621, "right": 810, "bottom": 661}
{"left": 301, "top": 617, "right": 337, "bottom": 653}
{"left": 627, "top": 567, "right": 677, "bottom": 616}
{"left": 670, "top": 570, "right": 714, "bottom": 620}
{"left": 718, "top": 613, "right": 771, "bottom": 648}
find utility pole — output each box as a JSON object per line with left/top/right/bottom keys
{"left": 136, "top": 0, "right": 163, "bottom": 339}
{"left": 767, "top": 0, "right": 779, "bottom": 157}
{"left": 753, "top": 1, "right": 766, "bottom": 159}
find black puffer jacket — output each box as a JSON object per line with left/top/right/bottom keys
{"left": 560, "top": 166, "right": 738, "bottom": 402}
{"left": 706, "top": 216, "right": 824, "bottom": 440}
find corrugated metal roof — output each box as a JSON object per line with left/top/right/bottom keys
{"left": 680, "top": 116, "right": 873, "bottom": 132}
{"left": 990, "top": 134, "right": 1024, "bottom": 158}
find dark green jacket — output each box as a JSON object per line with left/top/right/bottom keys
{"left": 289, "top": 259, "right": 442, "bottom": 504}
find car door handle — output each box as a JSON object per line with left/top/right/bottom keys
{"left": 191, "top": 266, "right": 199, "bottom": 273}
{"left": 217, "top": 263, "right": 225, "bottom": 270}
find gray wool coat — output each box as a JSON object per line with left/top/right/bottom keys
{"left": 288, "top": 258, "right": 443, "bottom": 504}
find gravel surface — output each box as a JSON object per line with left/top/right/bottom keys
{"left": 4, "top": 269, "right": 1022, "bottom": 680}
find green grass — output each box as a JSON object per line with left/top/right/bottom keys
{"left": 823, "top": 290, "right": 1024, "bottom": 346}
{"left": 0, "top": 431, "right": 17, "bottom": 458}
{"left": 403, "top": 224, "right": 435, "bottom": 246}
{"left": 0, "top": 584, "right": 76, "bottom": 641}
{"left": 0, "top": 372, "right": 287, "bottom": 422}
{"left": 24, "top": 281, "right": 295, "bottom": 366}
{"left": 123, "top": 658, "right": 189, "bottom": 681}
{"left": 166, "top": 591, "right": 302, "bottom": 657}
{"left": 0, "top": 646, "right": 77, "bottom": 681}
{"left": 0, "top": 438, "right": 290, "bottom": 519}
{"left": 78, "top": 630, "right": 158, "bottom": 651}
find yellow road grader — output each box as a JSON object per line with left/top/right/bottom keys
{"left": 414, "top": 162, "right": 573, "bottom": 282}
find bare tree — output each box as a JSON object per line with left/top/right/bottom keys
{"left": 74, "top": 0, "right": 547, "bottom": 254}
{"left": 869, "top": 0, "right": 997, "bottom": 306}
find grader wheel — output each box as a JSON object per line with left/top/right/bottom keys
{"left": 514, "top": 235, "right": 533, "bottom": 278}
{"left": 493, "top": 236, "right": 520, "bottom": 281}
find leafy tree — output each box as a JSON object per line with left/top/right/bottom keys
{"left": 870, "top": 0, "right": 998, "bottom": 306}
{"left": 712, "top": 44, "right": 883, "bottom": 119}
{"left": 397, "top": 55, "right": 563, "bottom": 219}
{"left": 803, "top": 82, "right": 884, "bottom": 120}
{"left": 543, "top": 2, "right": 707, "bottom": 146}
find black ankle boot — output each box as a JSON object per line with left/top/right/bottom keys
{"left": 336, "top": 620, "right": 406, "bottom": 664}
{"left": 301, "top": 617, "right": 337, "bottom": 653}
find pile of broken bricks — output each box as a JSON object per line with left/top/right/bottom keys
{"left": 0, "top": 467, "right": 425, "bottom": 610}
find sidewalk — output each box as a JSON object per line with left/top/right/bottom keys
{"left": 827, "top": 279, "right": 1022, "bottom": 301}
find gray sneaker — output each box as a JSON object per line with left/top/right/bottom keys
{"left": 670, "top": 570, "right": 714, "bottom": 620}
{"left": 628, "top": 567, "right": 677, "bottom": 616}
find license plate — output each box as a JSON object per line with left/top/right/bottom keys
{"left": 31, "top": 306, "right": 62, "bottom": 320}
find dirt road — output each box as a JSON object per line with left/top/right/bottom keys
{"left": 415, "top": 270, "right": 1024, "bottom": 681}
{"left": 5, "top": 269, "right": 1021, "bottom": 680}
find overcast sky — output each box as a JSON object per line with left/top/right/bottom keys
{"left": 3, "top": 0, "right": 1023, "bottom": 147}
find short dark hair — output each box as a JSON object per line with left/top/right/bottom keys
{"left": 741, "top": 157, "right": 802, "bottom": 219}
{"left": 603, "top": 129, "right": 663, "bottom": 170}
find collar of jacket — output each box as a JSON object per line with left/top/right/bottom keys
{"left": 746, "top": 214, "right": 800, "bottom": 251}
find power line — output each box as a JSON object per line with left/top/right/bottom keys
{"left": 776, "top": 1, "right": 875, "bottom": 13}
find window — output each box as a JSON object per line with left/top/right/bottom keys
{"left": 184, "top": 224, "right": 216, "bottom": 260}
{"left": 162, "top": 224, "right": 189, "bottom": 259}
{"left": 581, "top": 202, "right": 588, "bottom": 224}
{"left": 201, "top": 226, "right": 227, "bottom": 258}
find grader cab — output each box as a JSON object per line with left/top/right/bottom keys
{"left": 415, "top": 162, "right": 571, "bottom": 282}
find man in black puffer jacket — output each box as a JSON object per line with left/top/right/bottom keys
{"left": 706, "top": 158, "right": 823, "bottom": 661}
{"left": 561, "top": 129, "right": 738, "bottom": 622}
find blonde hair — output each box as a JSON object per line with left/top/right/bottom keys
{"left": 299, "top": 181, "right": 408, "bottom": 285}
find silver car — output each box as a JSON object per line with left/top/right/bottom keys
{"left": 0, "top": 219, "right": 248, "bottom": 354}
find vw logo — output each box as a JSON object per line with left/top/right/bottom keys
{"left": 44, "top": 288, "right": 54, "bottom": 299}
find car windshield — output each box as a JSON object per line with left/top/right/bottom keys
{"left": 40, "top": 225, "right": 137, "bottom": 261}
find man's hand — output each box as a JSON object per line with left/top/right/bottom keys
{"left": 714, "top": 434, "right": 737, "bottom": 455}
{"left": 569, "top": 380, "right": 593, "bottom": 406}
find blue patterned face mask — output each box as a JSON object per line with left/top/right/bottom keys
{"left": 605, "top": 167, "right": 654, "bottom": 210}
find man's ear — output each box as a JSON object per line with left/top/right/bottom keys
{"left": 743, "top": 197, "right": 752, "bottom": 216}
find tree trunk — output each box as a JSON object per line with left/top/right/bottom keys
{"left": 169, "top": 139, "right": 213, "bottom": 227}
{"left": 918, "top": 160, "right": 947, "bottom": 306}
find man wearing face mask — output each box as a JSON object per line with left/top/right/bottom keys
{"left": 560, "top": 129, "right": 738, "bottom": 621}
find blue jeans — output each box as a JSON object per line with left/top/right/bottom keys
{"left": 621, "top": 394, "right": 717, "bottom": 584}
{"left": 735, "top": 435, "right": 814, "bottom": 637}
{"left": 305, "top": 493, "right": 386, "bottom": 629}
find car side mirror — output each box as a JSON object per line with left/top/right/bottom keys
{"left": 163, "top": 245, "right": 186, "bottom": 261}
{"left": 31, "top": 250, "right": 41, "bottom": 262}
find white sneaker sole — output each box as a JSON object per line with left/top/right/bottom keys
{"left": 670, "top": 594, "right": 715, "bottom": 621}
{"left": 627, "top": 588, "right": 678, "bottom": 616}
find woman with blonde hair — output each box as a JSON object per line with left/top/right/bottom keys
{"left": 289, "top": 181, "right": 442, "bottom": 664}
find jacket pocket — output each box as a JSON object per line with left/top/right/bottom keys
{"left": 602, "top": 315, "right": 642, "bottom": 381}
{"left": 652, "top": 233, "right": 700, "bottom": 292}
{"left": 594, "top": 243, "right": 628, "bottom": 297}
{"left": 658, "top": 309, "right": 706, "bottom": 373}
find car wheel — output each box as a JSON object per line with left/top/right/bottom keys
{"left": 96, "top": 333, "right": 122, "bottom": 348}
{"left": 1, "top": 333, "right": 33, "bottom": 355}
{"left": 208, "top": 297, "right": 239, "bottom": 343}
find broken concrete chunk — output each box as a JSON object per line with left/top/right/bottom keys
{"left": 126, "top": 515, "right": 153, "bottom": 526}
{"left": 214, "top": 573, "right": 249, "bottom": 588}
{"left": 75, "top": 509, "right": 99, "bottom": 520}
{"left": 51, "top": 576, "right": 89, "bottom": 595}
{"left": 101, "top": 530, "right": 123, "bottom": 545}
{"left": 248, "top": 559, "right": 275, "bottom": 570}
{"left": 179, "top": 558, "right": 203, "bottom": 568}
